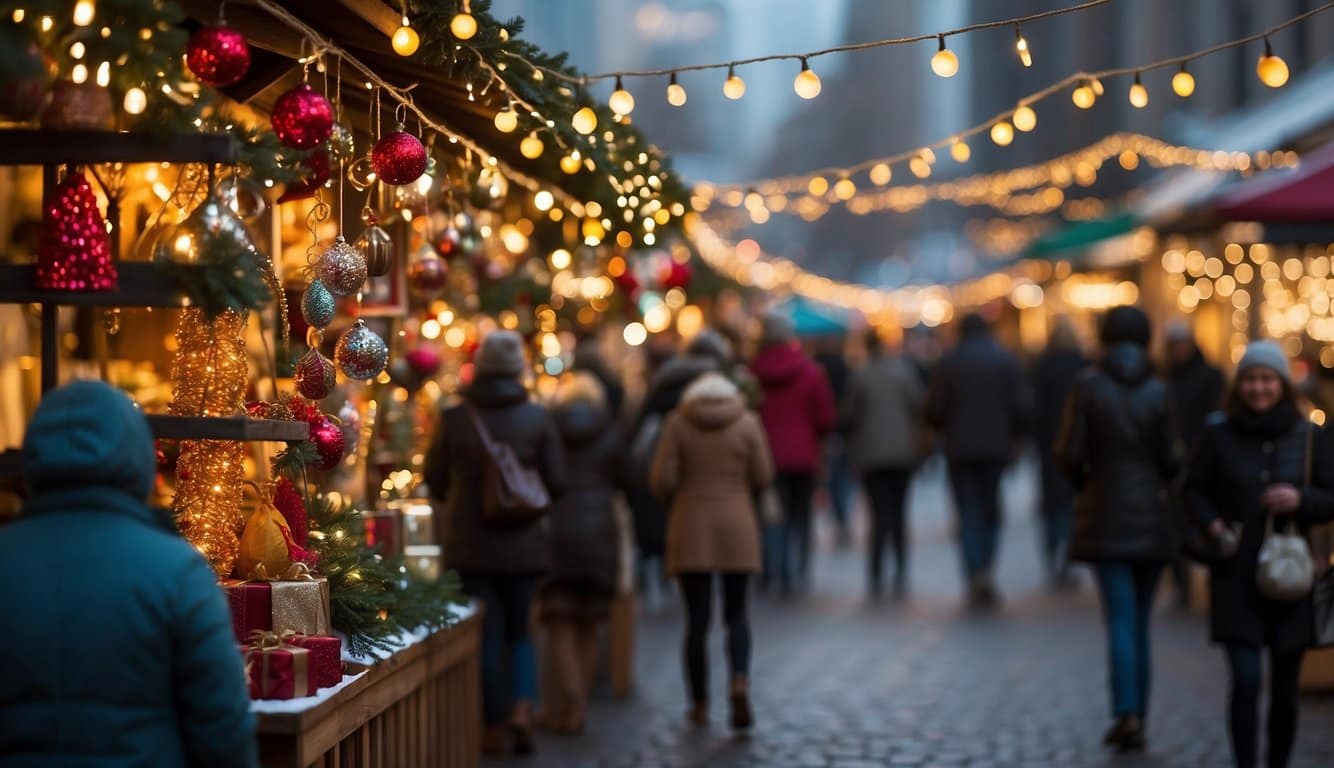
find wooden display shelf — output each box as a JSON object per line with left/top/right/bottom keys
{"left": 255, "top": 608, "right": 482, "bottom": 768}
{"left": 147, "top": 415, "right": 310, "bottom": 442}
{"left": 0, "top": 262, "right": 195, "bottom": 308}
{"left": 0, "top": 130, "right": 235, "bottom": 166}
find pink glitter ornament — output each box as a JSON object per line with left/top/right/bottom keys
{"left": 271, "top": 84, "right": 333, "bottom": 150}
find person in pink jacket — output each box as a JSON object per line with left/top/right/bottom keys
{"left": 749, "top": 312, "right": 836, "bottom": 595}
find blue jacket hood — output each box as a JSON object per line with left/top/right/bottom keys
{"left": 22, "top": 380, "right": 156, "bottom": 504}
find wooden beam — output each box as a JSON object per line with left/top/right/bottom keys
{"left": 335, "top": 0, "right": 400, "bottom": 37}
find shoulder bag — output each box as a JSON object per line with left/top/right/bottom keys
{"left": 467, "top": 406, "right": 550, "bottom": 527}
{"left": 1256, "top": 423, "right": 1316, "bottom": 602}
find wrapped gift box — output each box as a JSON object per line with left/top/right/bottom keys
{"left": 363, "top": 507, "right": 401, "bottom": 555}
{"left": 271, "top": 577, "right": 330, "bottom": 637}
{"left": 284, "top": 634, "right": 343, "bottom": 689}
{"left": 223, "top": 580, "right": 272, "bottom": 643}
{"left": 243, "top": 641, "right": 316, "bottom": 700}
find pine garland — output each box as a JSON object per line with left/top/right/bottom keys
{"left": 155, "top": 227, "right": 272, "bottom": 318}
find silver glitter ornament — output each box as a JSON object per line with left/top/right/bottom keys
{"left": 315, "top": 235, "right": 367, "bottom": 296}
{"left": 335, "top": 320, "right": 388, "bottom": 381}
{"left": 328, "top": 123, "right": 356, "bottom": 162}
{"left": 301, "top": 279, "right": 335, "bottom": 329}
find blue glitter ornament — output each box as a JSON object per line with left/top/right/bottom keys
{"left": 335, "top": 320, "right": 388, "bottom": 381}
{"left": 301, "top": 279, "right": 335, "bottom": 329}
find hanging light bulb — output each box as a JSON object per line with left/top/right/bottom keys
{"left": 123, "top": 86, "right": 147, "bottom": 115}
{"left": 1128, "top": 72, "right": 1148, "bottom": 108}
{"left": 392, "top": 16, "right": 419, "bottom": 56}
{"left": 869, "top": 163, "right": 892, "bottom": 186}
{"left": 1172, "top": 62, "right": 1196, "bottom": 97}
{"left": 950, "top": 138, "right": 971, "bottom": 163}
{"left": 723, "top": 65, "right": 746, "bottom": 100}
{"left": 72, "top": 0, "right": 94, "bottom": 26}
{"left": 609, "top": 76, "right": 635, "bottom": 116}
{"left": 1090, "top": 76, "right": 1105, "bottom": 96}
{"left": 572, "top": 106, "right": 597, "bottom": 135}
{"left": 493, "top": 104, "right": 518, "bottom": 133}
{"left": 71, "top": 63, "right": 89, "bottom": 84}
{"left": 793, "top": 58, "right": 821, "bottom": 99}
{"left": 95, "top": 60, "right": 110, "bottom": 88}
{"left": 1014, "top": 24, "right": 1032, "bottom": 67}
{"left": 666, "top": 72, "right": 687, "bottom": 106}
{"left": 560, "top": 150, "right": 582, "bottom": 175}
{"left": 520, "top": 132, "right": 544, "bottom": 159}
{"left": 450, "top": 0, "right": 477, "bottom": 40}
{"left": 909, "top": 151, "right": 933, "bottom": 178}
{"left": 990, "top": 120, "right": 1014, "bottom": 147}
{"left": 1013, "top": 103, "right": 1036, "bottom": 132}
{"left": 1256, "top": 37, "right": 1289, "bottom": 88}
{"left": 1072, "top": 79, "right": 1095, "bottom": 109}
{"left": 931, "top": 35, "right": 959, "bottom": 78}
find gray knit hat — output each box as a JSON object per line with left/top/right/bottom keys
{"left": 759, "top": 311, "right": 796, "bottom": 347}
{"left": 475, "top": 330, "right": 527, "bottom": 377}
{"left": 1236, "top": 340, "right": 1290, "bottom": 384}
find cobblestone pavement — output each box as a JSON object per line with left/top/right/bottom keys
{"left": 486, "top": 459, "right": 1334, "bottom": 768}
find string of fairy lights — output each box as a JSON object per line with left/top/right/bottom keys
{"left": 695, "top": 133, "right": 1298, "bottom": 224}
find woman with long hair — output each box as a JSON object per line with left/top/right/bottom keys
{"left": 1184, "top": 340, "right": 1334, "bottom": 768}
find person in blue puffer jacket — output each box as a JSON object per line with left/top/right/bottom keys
{"left": 0, "top": 380, "right": 257, "bottom": 768}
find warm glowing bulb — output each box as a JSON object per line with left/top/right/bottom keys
{"left": 1014, "top": 27, "right": 1032, "bottom": 67}
{"left": 793, "top": 60, "right": 821, "bottom": 99}
{"left": 832, "top": 177, "right": 855, "bottom": 200}
{"left": 1090, "top": 77, "right": 1105, "bottom": 96}
{"left": 1128, "top": 74, "right": 1148, "bottom": 108}
{"left": 666, "top": 82, "right": 687, "bottom": 107}
{"left": 493, "top": 108, "right": 518, "bottom": 133}
{"left": 71, "top": 63, "right": 88, "bottom": 84}
{"left": 520, "top": 132, "right": 544, "bottom": 159}
{"left": 950, "top": 139, "right": 971, "bottom": 163}
{"left": 1072, "top": 82, "right": 1095, "bottom": 109}
{"left": 1172, "top": 66, "right": 1195, "bottom": 97}
{"left": 609, "top": 78, "right": 635, "bottom": 116}
{"left": 990, "top": 121, "right": 1014, "bottom": 147}
{"left": 572, "top": 106, "right": 597, "bottom": 135}
{"left": 931, "top": 37, "right": 959, "bottom": 78}
{"left": 560, "top": 152, "right": 582, "bottom": 174}
{"left": 123, "top": 86, "right": 146, "bottom": 115}
{"left": 1257, "top": 41, "right": 1289, "bottom": 88}
{"left": 723, "top": 68, "right": 746, "bottom": 100}
{"left": 73, "top": 0, "right": 94, "bottom": 26}
{"left": 534, "top": 190, "right": 554, "bottom": 211}
{"left": 70, "top": 42, "right": 86, "bottom": 59}
{"left": 11, "top": 9, "right": 23, "bottom": 22}
{"left": 450, "top": 12, "right": 477, "bottom": 40}
{"left": 869, "top": 163, "right": 892, "bottom": 185}
{"left": 1013, "top": 104, "right": 1036, "bottom": 132}
{"left": 392, "top": 23, "right": 419, "bottom": 56}
{"left": 95, "top": 61, "right": 109, "bottom": 87}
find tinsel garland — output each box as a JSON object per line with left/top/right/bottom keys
{"left": 169, "top": 308, "right": 249, "bottom": 576}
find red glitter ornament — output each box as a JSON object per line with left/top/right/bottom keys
{"left": 308, "top": 414, "right": 346, "bottom": 471}
{"left": 294, "top": 348, "right": 337, "bottom": 401}
{"left": 658, "top": 259, "right": 693, "bottom": 291}
{"left": 186, "top": 25, "right": 251, "bottom": 87}
{"left": 371, "top": 125, "right": 428, "bottom": 186}
{"left": 406, "top": 246, "right": 448, "bottom": 297}
{"left": 271, "top": 84, "right": 333, "bottom": 150}
{"left": 272, "top": 477, "right": 308, "bottom": 547}
{"left": 36, "top": 172, "right": 116, "bottom": 291}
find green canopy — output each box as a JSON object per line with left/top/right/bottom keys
{"left": 1024, "top": 211, "right": 1138, "bottom": 260}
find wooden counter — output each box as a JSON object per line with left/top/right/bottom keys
{"left": 255, "top": 608, "right": 482, "bottom": 768}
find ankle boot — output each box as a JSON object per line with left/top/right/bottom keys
{"left": 510, "top": 700, "right": 536, "bottom": 755}
{"left": 686, "top": 700, "right": 709, "bottom": 726}
{"left": 729, "top": 677, "right": 753, "bottom": 731}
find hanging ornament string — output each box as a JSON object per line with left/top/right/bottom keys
{"left": 700, "top": 2, "right": 1333, "bottom": 196}
{"left": 510, "top": 0, "right": 1111, "bottom": 84}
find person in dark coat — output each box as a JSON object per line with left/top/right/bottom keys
{"left": 750, "top": 313, "right": 836, "bottom": 595}
{"left": 1183, "top": 340, "right": 1334, "bottom": 768}
{"left": 424, "top": 330, "right": 567, "bottom": 756}
{"left": 926, "top": 313, "right": 1030, "bottom": 606}
{"left": 539, "top": 373, "right": 628, "bottom": 735}
{"left": 1164, "top": 320, "right": 1227, "bottom": 606}
{"left": 1055, "top": 306, "right": 1176, "bottom": 753}
{"left": 0, "top": 381, "right": 258, "bottom": 768}
{"left": 572, "top": 338, "right": 625, "bottom": 420}
{"left": 814, "top": 336, "right": 854, "bottom": 546}
{"left": 1030, "top": 316, "right": 1088, "bottom": 586}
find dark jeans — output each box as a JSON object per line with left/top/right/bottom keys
{"left": 1225, "top": 644, "right": 1304, "bottom": 768}
{"left": 774, "top": 471, "right": 816, "bottom": 592}
{"left": 460, "top": 574, "right": 538, "bottom": 725}
{"left": 1093, "top": 562, "right": 1163, "bottom": 718}
{"left": 946, "top": 460, "right": 1006, "bottom": 580}
{"left": 824, "top": 449, "right": 854, "bottom": 533}
{"left": 1038, "top": 454, "right": 1073, "bottom": 575}
{"left": 679, "top": 573, "right": 751, "bottom": 703}
{"left": 863, "top": 466, "right": 913, "bottom": 590}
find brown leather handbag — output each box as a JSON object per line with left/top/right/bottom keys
{"left": 467, "top": 406, "right": 550, "bottom": 527}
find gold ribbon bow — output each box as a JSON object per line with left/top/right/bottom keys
{"left": 246, "top": 561, "right": 315, "bottom": 582}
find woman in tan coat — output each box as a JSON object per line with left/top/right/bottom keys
{"left": 651, "top": 372, "right": 774, "bottom": 730}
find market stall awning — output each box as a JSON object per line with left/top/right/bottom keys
{"left": 1024, "top": 211, "right": 1137, "bottom": 260}
{"left": 1216, "top": 142, "right": 1334, "bottom": 222}
{"left": 778, "top": 296, "right": 850, "bottom": 337}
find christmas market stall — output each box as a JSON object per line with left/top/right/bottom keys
{"left": 0, "top": 1, "right": 689, "bottom": 765}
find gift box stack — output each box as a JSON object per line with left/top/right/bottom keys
{"left": 224, "top": 482, "right": 344, "bottom": 700}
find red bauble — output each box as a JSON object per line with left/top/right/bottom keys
{"left": 37, "top": 172, "right": 116, "bottom": 291}
{"left": 271, "top": 85, "right": 333, "bottom": 150}
{"left": 405, "top": 345, "right": 443, "bottom": 377}
{"left": 613, "top": 269, "right": 641, "bottom": 300}
{"left": 294, "top": 348, "right": 337, "bottom": 400}
{"left": 186, "top": 25, "right": 251, "bottom": 86}
{"left": 371, "top": 128, "right": 428, "bottom": 186}
{"left": 658, "top": 260, "right": 693, "bottom": 291}
{"left": 407, "top": 246, "right": 448, "bottom": 297}
{"left": 308, "top": 414, "right": 346, "bottom": 471}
